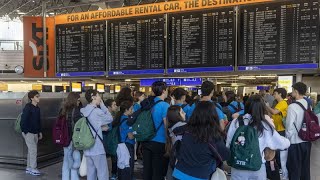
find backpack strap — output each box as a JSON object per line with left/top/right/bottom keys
{"left": 208, "top": 141, "right": 223, "bottom": 168}
{"left": 238, "top": 116, "right": 245, "bottom": 126}
{"left": 214, "top": 102, "right": 222, "bottom": 111}
{"left": 84, "top": 108, "right": 104, "bottom": 143}
{"left": 229, "top": 103, "right": 238, "bottom": 112}
{"left": 86, "top": 118, "right": 103, "bottom": 143}
{"left": 293, "top": 101, "right": 307, "bottom": 111}
{"left": 153, "top": 100, "right": 163, "bottom": 107}
{"left": 155, "top": 120, "right": 164, "bottom": 134}
{"left": 292, "top": 101, "right": 309, "bottom": 133}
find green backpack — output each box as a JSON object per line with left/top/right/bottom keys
{"left": 103, "top": 119, "right": 127, "bottom": 156}
{"left": 15, "top": 113, "right": 22, "bottom": 133}
{"left": 227, "top": 116, "right": 262, "bottom": 171}
{"left": 132, "top": 100, "right": 163, "bottom": 142}
{"left": 72, "top": 116, "right": 103, "bottom": 151}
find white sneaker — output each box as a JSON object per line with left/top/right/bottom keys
{"left": 25, "top": 168, "right": 31, "bottom": 174}
{"left": 29, "top": 169, "right": 41, "bottom": 176}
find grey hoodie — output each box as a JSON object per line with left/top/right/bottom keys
{"left": 81, "top": 103, "right": 113, "bottom": 156}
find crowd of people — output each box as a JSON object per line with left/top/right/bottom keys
{"left": 18, "top": 80, "right": 320, "bottom": 180}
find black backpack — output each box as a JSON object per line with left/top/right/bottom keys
{"left": 169, "top": 125, "right": 186, "bottom": 169}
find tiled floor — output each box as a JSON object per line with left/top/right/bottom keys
{"left": 0, "top": 162, "right": 231, "bottom": 180}
{"left": 0, "top": 161, "right": 144, "bottom": 180}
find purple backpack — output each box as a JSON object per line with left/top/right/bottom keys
{"left": 294, "top": 102, "right": 320, "bottom": 142}
{"left": 52, "top": 115, "right": 70, "bottom": 147}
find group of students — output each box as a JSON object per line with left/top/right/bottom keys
{"left": 19, "top": 80, "right": 317, "bottom": 180}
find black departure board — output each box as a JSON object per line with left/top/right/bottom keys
{"left": 239, "top": 0, "right": 319, "bottom": 67}
{"left": 56, "top": 21, "right": 106, "bottom": 76}
{"left": 108, "top": 15, "right": 165, "bottom": 75}
{"left": 168, "top": 8, "right": 235, "bottom": 70}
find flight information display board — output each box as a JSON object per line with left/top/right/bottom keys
{"left": 108, "top": 15, "right": 165, "bottom": 75}
{"left": 168, "top": 8, "right": 235, "bottom": 74}
{"left": 239, "top": 0, "right": 319, "bottom": 71}
{"left": 56, "top": 21, "right": 106, "bottom": 77}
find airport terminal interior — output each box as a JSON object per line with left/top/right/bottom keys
{"left": 1, "top": 0, "right": 320, "bottom": 180}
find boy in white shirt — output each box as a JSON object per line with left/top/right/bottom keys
{"left": 286, "top": 82, "right": 311, "bottom": 180}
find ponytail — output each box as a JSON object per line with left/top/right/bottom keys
{"left": 112, "top": 100, "right": 133, "bottom": 126}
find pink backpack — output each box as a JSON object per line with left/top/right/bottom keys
{"left": 52, "top": 115, "right": 70, "bottom": 147}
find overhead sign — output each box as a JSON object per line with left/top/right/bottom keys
{"left": 0, "top": 84, "right": 8, "bottom": 91}
{"left": 96, "top": 84, "right": 105, "bottom": 93}
{"left": 140, "top": 78, "right": 202, "bottom": 86}
{"left": 278, "top": 76, "right": 293, "bottom": 93}
{"left": 23, "top": 17, "right": 55, "bottom": 77}
{"left": 71, "top": 82, "right": 82, "bottom": 92}
{"left": 32, "top": 84, "right": 43, "bottom": 91}
{"left": 55, "top": 0, "right": 272, "bottom": 24}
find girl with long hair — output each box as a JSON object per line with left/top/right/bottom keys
{"left": 226, "top": 95, "right": 290, "bottom": 180}
{"left": 61, "top": 92, "right": 82, "bottom": 180}
{"left": 115, "top": 87, "right": 134, "bottom": 106}
{"left": 165, "top": 105, "right": 187, "bottom": 180}
{"left": 172, "top": 101, "right": 230, "bottom": 180}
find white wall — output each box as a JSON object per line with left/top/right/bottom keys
{"left": 302, "top": 76, "right": 320, "bottom": 94}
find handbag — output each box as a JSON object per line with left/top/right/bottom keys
{"left": 211, "top": 168, "right": 227, "bottom": 180}
{"left": 79, "top": 154, "right": 87, "bottom": 177}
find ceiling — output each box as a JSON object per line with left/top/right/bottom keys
{"left": 0, "top": 0, "right": 162, "bottom": 20}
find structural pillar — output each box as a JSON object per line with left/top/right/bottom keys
{"left": 296, "top": 73, "right": 302, "bottom": 83}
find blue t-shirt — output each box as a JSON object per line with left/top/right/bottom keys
{"left": 228, "top": 101, "right": 245, "bottom": 115}
{"left": 304, "top": 97, "right": 313, "bottom": 107}
{"left": 133, "top": 103, "right": 141, "bottom": 112}
{"left": 176, "top": 103, "right": 191, "bottom": 120}
{"left": 119, "top": 115, "right": 135, "bottom": 145}
{"left": 189, "top": 100, "right": 225, "bottom": 121}
{"left": 151, "top": 97, "right": 170, "bottom": 143}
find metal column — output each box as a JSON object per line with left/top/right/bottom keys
{"left": 42, "top": 1, "right": 47, "bottom": 77}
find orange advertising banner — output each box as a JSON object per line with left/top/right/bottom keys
{"left": 23, "top": 17, "right": 55, "bottom": 77}
{"left": 55, "top": 0, "right": 273, "bottom": 24}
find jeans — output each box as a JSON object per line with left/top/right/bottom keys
{"left": 62, "top": 142, "right": 81, "bottom": 180}
{"left": 142, "top": 141, "right": 165, "bottom": 180}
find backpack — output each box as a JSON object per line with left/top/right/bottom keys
{"left": 224, "top": 102, "right": 242, "bottom": 121}
{"left": 293, "top": 102, "right": 320, "bottom": 142}
{"left": 103, "top": 118, "right": 127, "bottom": 156}
{"left": 169, "top": 140, "right": 181, "bottom": 169}
{"left": 14, "top": 113, "right": 22, "bottom": 133}
{"left": 227, "top": 116, "right": 262, "bottom": 171}
{"left": 52, "top": 115, "right": 70, "bottom": 147}
{"left": 131, "top": 97, "right": 163, "bottom": 142}
{"left": 72, "top": 115, "right": 103, "bottom": 150}
{"left": 168, "top": 125, "right": 187, "bottom": 169}
{"left": 229, "top": 102, "right": 242, "bottom": 113}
